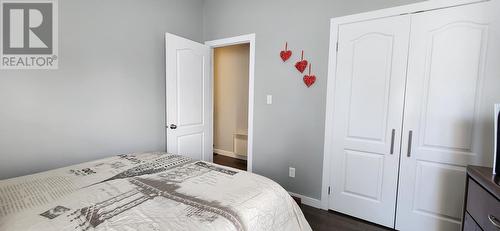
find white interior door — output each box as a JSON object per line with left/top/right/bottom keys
{"left": 329, "top": 15, "right": 410, "bottom": 227}
{"left": 396, "top": 2, "right": 500, "bottom": 231}
{"left": 165, "top": 33, "right": 212, "bottom": 161}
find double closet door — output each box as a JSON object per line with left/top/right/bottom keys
{"left": 328, "top": 1, "right": 499, "bottom": 230}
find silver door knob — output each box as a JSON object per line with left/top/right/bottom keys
{"left": 169, "top": 124, "right": 177, "bottom": 129}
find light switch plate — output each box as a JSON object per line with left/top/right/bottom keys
{"left": 266, "top": 95, "right": 273, "bottom": 105}
{"left": 289, "top": 167, "right": 295, "bottom": 178}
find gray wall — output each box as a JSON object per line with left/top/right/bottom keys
{"left": 203, "top": 0, "right": 423, "bottom": 199}
{"left": 0, "top": 0, "right": 204, "bottom": 179}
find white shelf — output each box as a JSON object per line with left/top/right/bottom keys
{"left": 233, "top": 129, "right": 248, "bottom": 136}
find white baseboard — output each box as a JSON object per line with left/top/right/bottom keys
{"left": 214, "top": 148, "right": 247, "bottom": 160}
{"left": 288, "top": 191, "right": 322, "bottom": 209}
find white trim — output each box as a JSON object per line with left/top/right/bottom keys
{"left": 331, "top": 0, "right": 486, "bottom": 25}
{"left": 205, "top": 34, "right": 256, "bottom": 173}
{"left": 320, "top": 18, "right": 339, "bottom": 211}
{"left": 205, "top": 34, "right": 255, "bottom": 48}
{"left": 320, "top": 0, "right": 488, "bottom": 211}
{"left": 288, "top": 192, "right": 322, "bottom": 209}
{"left": 214, "top": 148, "right": 247, "bottom": 160}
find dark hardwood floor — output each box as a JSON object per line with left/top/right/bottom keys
{"left": 213, "top": 153, "right": 247, "bottom": 171}
{"left": 301, "top": 205, "right": 393, "bottom": 231}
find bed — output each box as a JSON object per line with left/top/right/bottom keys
{"left": 0, "top": 152, "right": 311, "bottom": 231}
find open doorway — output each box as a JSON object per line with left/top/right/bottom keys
{"left": 206, "top": 34, "right": 255, "bottom": 172}
{"left": 213, "top": 43, "right": 249, "bottom": 171}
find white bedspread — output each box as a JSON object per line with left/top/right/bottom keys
{"left": 0, "top": 152, "right": 312, "bottom": 231}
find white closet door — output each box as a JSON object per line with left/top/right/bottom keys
{"left": 329, "top": 15, "right": 410, "bottom": 227}
{"left": 397, "top": 2, "right": 500, "bottom": 231}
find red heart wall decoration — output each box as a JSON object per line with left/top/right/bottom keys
{"left": 280, "top": 42, "right": 292, "bottom": 62}
{"left": 303, "top": 63, "right": 316, "bottom": 88}
{"left": 295, "top": 50, "right": 308, "bottom": 73}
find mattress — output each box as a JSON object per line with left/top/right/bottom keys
{"left": 0, "top": 152, "right": 312, "bottom": 231}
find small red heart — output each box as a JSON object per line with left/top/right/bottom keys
{"left": 295, "top": 60, "right": 308, "bottom": 73}
{"left": 303, "top": 75, "right": 316, "bottom": 87}
{"left": 280, "top": 50, "right": 292, "bottom": 62}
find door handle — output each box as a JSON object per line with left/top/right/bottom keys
{"left": 407, "top": 130, "right": 413, "bottom": 157}
{"left": 169, "top": 124, "right": 177, "bottom": 129}
{"left": 488, "top": 215, "right": 500, "bottom": 229}
{"left": 390, "top": 129, "right": 395, "bottom": 155}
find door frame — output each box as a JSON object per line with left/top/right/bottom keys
{"left": 205, "top": 33, "right": 256, "bottom": 172}
{"left": 320, "top": 0, "right": 488, "bottom": 210}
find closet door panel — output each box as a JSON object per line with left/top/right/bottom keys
{"left": 396, "top": 2, "right": 500, "bottom": 231}
{"left": 329, "top": 15, "right": 410, "bottom": 227}
{"left": 346, "top": 34, "right": 395, "bottom": 144}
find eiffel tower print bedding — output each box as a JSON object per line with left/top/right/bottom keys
{"left": 0, "top": 152, "right": 312, "bottom": 231}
